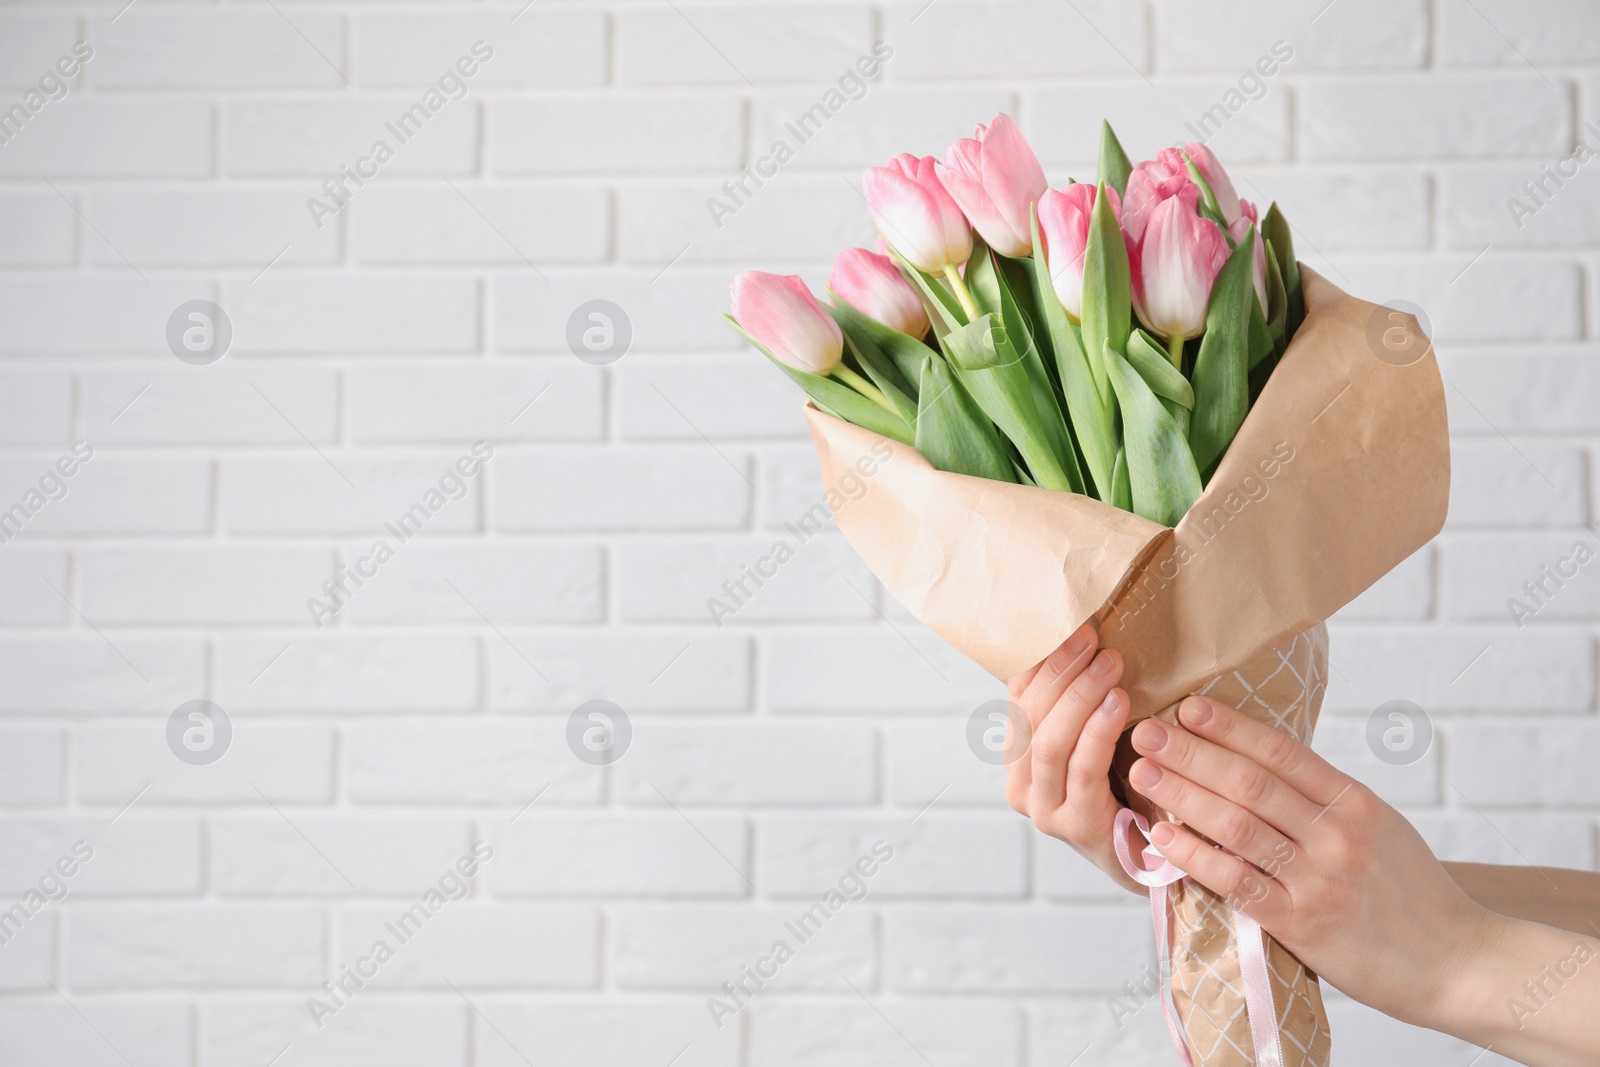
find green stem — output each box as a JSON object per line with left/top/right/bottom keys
{"left": 942, "top": 263, "right": 980, "bottom": 322}
{"left": 1165, "top": 333, "right": 1185, "bottom": 372}
{"left": 831, "top": 364, "right": 898, "bottom": 415}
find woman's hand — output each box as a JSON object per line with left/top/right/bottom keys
{"left": 1004, "top": 622, "right": 1139, "bottom": 894}
{"left": 1129, "top": 696, "right": 1600, "bottom": 1066}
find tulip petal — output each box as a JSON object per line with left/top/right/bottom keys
{"left": 975, "top": 115, "right": 1048, "bottom": 248}
{"left": 829, "top": 247, "right": 929, "bottom": 338}
{"left": 935, "top": 159, "right": 1021, "bottom": 256}
{"left": 730, "top": 271, "right": 843, "bottom": 375}
{"left": 864, "top": 157, "right": 971, "bottom": 274}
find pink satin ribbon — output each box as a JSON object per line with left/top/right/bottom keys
{"left": 1114, "top": 808, "right": 1285, "bottom": 1067}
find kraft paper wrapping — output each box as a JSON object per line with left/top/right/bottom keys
{"left": 804, "top": 269, "right": 1449, "bottom": 1066}
{"left": 1143, "top": 628, "right": 1332, "bottom": 1066}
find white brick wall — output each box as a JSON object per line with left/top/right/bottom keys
{"left": 0, "top": 2, "right": 1589, "bottom": 1065}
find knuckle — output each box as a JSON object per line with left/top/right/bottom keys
{"left": 1220, "top": 809, "right": 1255, "bottom": 850}
{"left": 1235, "top": 763, "right": 1275, "bottom": 808}
{"left": 1065, "top": 758, "right": 1104, "bottom": 795}
{"left": 1030, "top": 731, "right": 1068, "bottom": 768}
{"left": 1228, "top": 868, "right": 1266, "bottom": 909}
{"left": 1344, "top": 784, "right": 1381, "bottom": 819}
{"left": 1261, "top": 729, "right": 1300, "bottom": 771}
{"left": 1321, "top": 823, "right": 1362, "bottom": 867}
{"left": 1065, "top": 671, "right": 1101, "bottom": 710}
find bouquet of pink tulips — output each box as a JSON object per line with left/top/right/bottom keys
{"left": 726, "top": 116, "right": 1306, "bottom": 527}
{"left": 725, "top": 114, "right": 1454, "bottom": 1067}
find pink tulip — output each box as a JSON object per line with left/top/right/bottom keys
{"left": 935, "top": 114, "right": 1049, "bottom": 257}
{"left": 829, "top": 247, "right": 929, "bottom": 338}
{"left": 862, "top": 154, "right": 972, "bottom": 275}
{"left": 730, "top": 271, "right": 843, "bottom": 375}
{"left": 1120, "top": 166, "right": 1199, "bottom": 245}
{"left": 1128, "top": 195, "right": 1230, "bottom": 344}
{"left": 1154, "top": 142, "right": 1243, "bottom": 226}
{"left": 1037, "top": 183, "right": 1120, "bottom": 322}
{"left": 1229, "top": 199, "right": 1268, "bottom": 314}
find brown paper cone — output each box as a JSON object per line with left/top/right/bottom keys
{"left": 802, "top": 270, "right": 1450, "bottom": 1066}
{"left": 1151, "top": 628, "right": 1332, "bottom": 1067}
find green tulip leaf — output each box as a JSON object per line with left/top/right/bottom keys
{"left": 1262, "top": 202, "right": 1303, "bottom": 337}
{"left": 1187, "top": 227, "right": 1256, "bottom": 478}
{"left": 915, "top": 353, "right": 1017, "bottom": 484}
{"left": 991, "top": 247, "right": 1084, "bottom": 492}
{"left": 885, "top": 245, "right": 968, "bottom": 335}
{"left": 1112, "top": 446, "right": 1132, "bottom": 512}
{"left": 1029, "top": 205, "right": 1116, "bottom": 499}
{"left": 1124, "top": 329, "right": 1195, "bottom": 409}
{"left": 944, "top": 314, "right": 1080, "bottom": 492}
{"left": 1080, "top": 182, "right": 1131, "bottom": 409}
{"left": 826, "top": 293, "right": 932, "bottom": 400}
{"left": 964, "top": 233, "right": 1004, "bottom": 318}
{"left": 842, "top": 331, "right": 919, "bottom": 425}
{"left": 1106, "top": 340, "right": 1202, "bottom": 527}
{"left": 1262, "top": 239, "right": 1288, "bottom": 355}
{"left": 1248, "top": 287, "right": 1274, "bottom": 370}
{"left": 1097, "top": 121, "right": 1134, "bottom": 198}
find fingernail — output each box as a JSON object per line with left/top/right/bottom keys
{"left": 1096, "top": 691, "right": 1121, "bottom": 719}
{"left": 1089, "top": 650, "right": 1115, "bottom": 678}
{"left": 1134, "top": 719, "right": 1169, "bottom": 752}
{"left": 1050, "top": 631, "right": 1093, "bottom": 674}
{"left": 1181, "top": 699, "right": 1214, "bottom": 727}
{"left": 1151, "top": 822, "right": 1177, "bottom": 848}
{"left": 1129, "top": 760, "right": 1162, "bottom": 790}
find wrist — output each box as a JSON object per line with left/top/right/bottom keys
{"left": 1427, "top": 905, "right": 1519, "bottom": 1039}
{"left": 1433, "top": 906, "right": 1593, "bottom": 1052}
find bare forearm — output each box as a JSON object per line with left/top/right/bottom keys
{"left": 1440, "top": 914, "right": 1600, "bottom": 1067}
{"left": 1445, "top": 862, "right": 1600, "bottom": 937}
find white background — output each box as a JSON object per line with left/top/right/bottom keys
{"left": 0, "top": 0, "right": 1593, "bottom": 1064}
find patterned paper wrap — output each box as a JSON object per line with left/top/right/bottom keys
{"left": 802, "top": 270, "right": 1450, "bottom": 1065}
{"left": 1137, "top": 629, "right": 1332, "bottom": 1067}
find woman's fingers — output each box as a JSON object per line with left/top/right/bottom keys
{"left": 1129, "top": 756, "right": 1300, "bottom": 881}
{"left": 1058, "top": 687, "right": 1130, "bottom": 847}
{"left": 1177, "top": 696, "right": 1352, "bottom": 809}
{"left": 1018, "top": 623, "right": 1098, "bottom": 729}
{"left": 1066, "top": 686, "right": 1129, "bottom": 805}
{"left": 1149, "top": 820, "right": 1292, "bottom": 924}
{"left": 1131, "top": 712, "right": 1323, "bottom": 839}
{"left": 1006, "top": 624, "right": 1097, "bottom": 816}
{"left": 1029, "top": 649, "right": 1123, "bottom": 826}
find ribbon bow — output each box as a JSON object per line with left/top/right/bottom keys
{"left": 1113, "top": 808, "right": 1285, "bottom": 1067}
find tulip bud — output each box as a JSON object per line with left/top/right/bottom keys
{"left": 1162, "top": 142, "right": 1243, "bottom": 226}
{"left": 935, "top": 114, "right": 1050, "bottom": 258}
{"left": 1128, "top": 195, "right": 1230, "bottom": 345}
{"left": 729, "top": 271, "right": 843, "bottom": 375}
{"left": 829, "top": 247, "right": 930, "bottom": 338}
{"left": 862, "top": 154, "right": 973, "bottom": 275}
{"left": 1038, "top": 183, "right": 1120, "bottom": 322}
{"left": 1230, "top": 200, "right": 1268, "bottom": 315}
{"left": 1121, "top": 166, "right": 1199, "bottom": 245}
